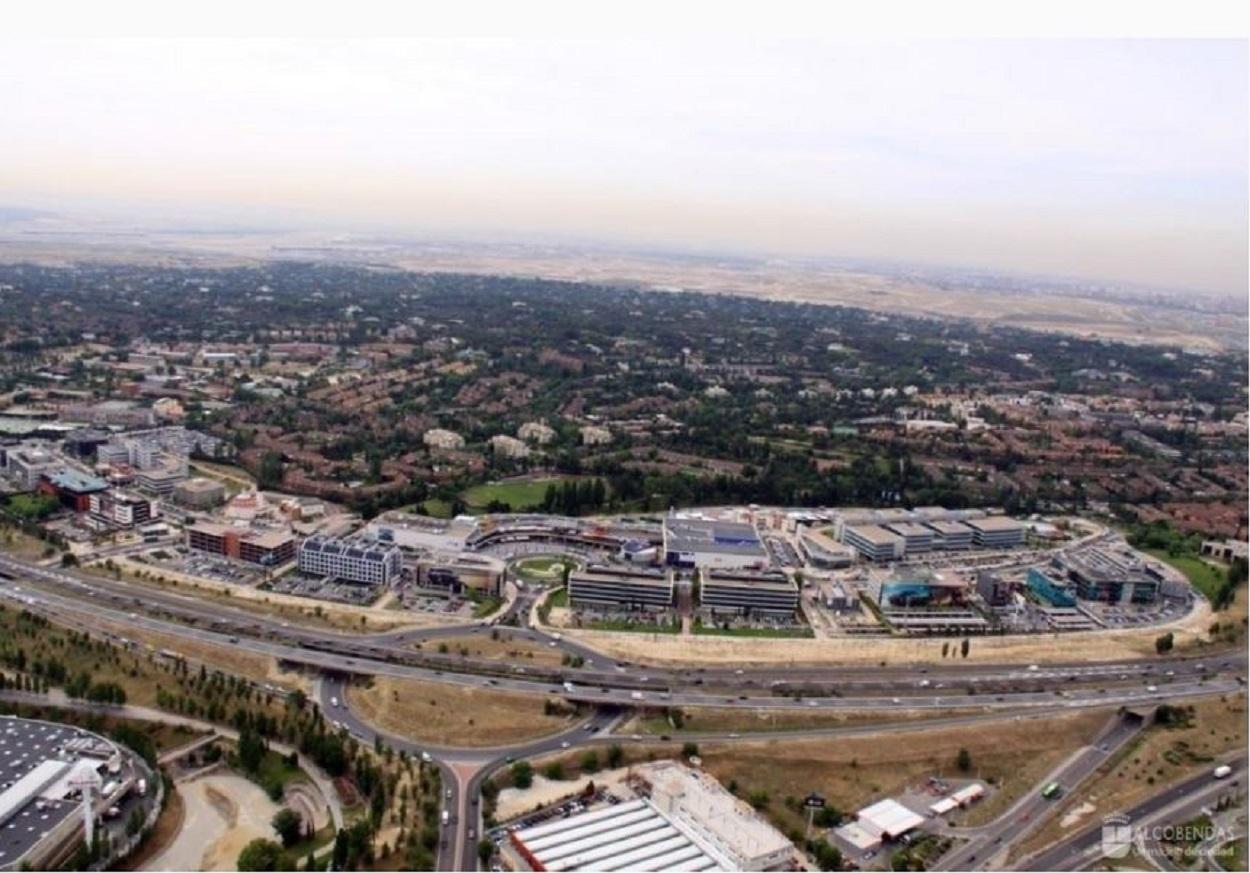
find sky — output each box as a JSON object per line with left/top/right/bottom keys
{"left": 0, "top": 33, "right": 1245, "bottom": 295}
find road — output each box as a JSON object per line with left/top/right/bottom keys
{"left": 0, "top": 548, "right": 1246, "bottom": 871}
{"left": 1021, "top": 757, "right": 1247, "bottom": 871}
{"left": 934, "top": 710, "right": 1147, "bottom": 870}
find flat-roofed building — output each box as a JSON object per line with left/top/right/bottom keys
{"left": 841, "top": 524, "right": 905, "bottom": 563}
{"left": 1056, "top": 548, "right": 1161, "bottom": 605}
{"left": 924, "top": 520, "right": 973, "bottom": 550}
{"left": 976, "top": 571, "right": 1013, "bottom": 607}
{"left": 568, "top": 565, "right": 674, "bottom": 612}
{"left": 884, "top": 522, "right": 934, "bottom": 555}
{"left": 173, "top": 476, "right": 226, "bottom": 509}
{"left": 962, "top": 516, "right": 1025, "bottom": 549}
{"left": 507, "top": 761, "right": 793, "bottom": 872}
{"left": 39, "top": 469, "right": 108, "bottom": 511}
{"left": 1027, "top": 567, "right": 1077, "bottom": 608}
{"left": 663, "top": 517, "right": 769, "bottom": 569}
{"left": 87, "top": 489, "right": 156, "bottom": 528}
{"left": 797, "top": 528, "right": 855, "bottom": 568}
{"left": 186, "top": 522, "right": 295, "bottom": 566}
{"left": 700, "top": 568, "right": 798, "bottom": 616}
{"left": 415, "top": 552, "right": 506, "bottom": 595}
{"left": 299, "top": 536, "right": 402, "bottom": 586}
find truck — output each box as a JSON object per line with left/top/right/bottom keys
{"left": 1214, "top": 765, "right": 1233, "bottom": 779}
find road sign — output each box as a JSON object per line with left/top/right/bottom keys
{"left": 804, "top": 792, "right": 826, "bottom": 809}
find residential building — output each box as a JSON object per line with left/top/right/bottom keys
{"left": 488, "top": 434, "right": 530, "bottom": 459}
{"left": 517, "top": 421, "right": 556, "bottom": 445}
{"left": 579, "top": 425, "right": 613, "bottom": 446}
{"left": 423, "top": 429, "right": 465, "bottom": 451}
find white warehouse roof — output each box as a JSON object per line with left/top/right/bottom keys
{"left": 513, "top": 799, "right": 721, "bottom": 872}
{"left": 857, "top": 798, "right": 925, "bottom": 839}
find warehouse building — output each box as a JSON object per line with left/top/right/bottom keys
{"left": 298, "top": 536, "right": 402, "bottom": 586}
{"left": 568, "top": 565, "right": 674, "bottom": 612}
{"left": 507, "top": 762, "right": 792, "bottom": 872}
{"left": 186, "top": 522, "right": 296, "bottom": 566}
{"left": 700, "top": 568, "right": 798, "bottom": 616}
{"left": 840, "top": 524, "right": 905, "bottom": 563}
{"left": 662, "top": 517, "right": 769, "bottom": 569}
{"left": 962, "top": 516, "right": 1025, "bottom": 549}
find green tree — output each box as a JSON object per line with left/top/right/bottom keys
{"left": 606, "top": 744, "right": 624, "bottom": 769}
{"left": 477, "top": 839, "right": 494, "bottom": 866}
{"left": 956, "top": 748, "right": 972, "bottom": 773}
{"left": 1155, "top": 632, "right": 1174, "bottom": 654}
{"left": 237, "top": 838, "right": 284, "bottom": 871}
{"left": 511, "top": 760, "right": 534, "bottom": 789}
{"left": 272, "top": 808, "right": 303, "bottom": 848}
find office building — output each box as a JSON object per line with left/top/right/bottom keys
{"left": 924, "top": 520, "right": 973, "bottom": 550}
{"left": 962, "top": 517, "right": 1025, "bottom": 549}
{"left": 38, "top": 469, "right": 109, "bottom": 511}
{"left": 172, "top": 477, "right": 227, "bottom": 509}
{"left": 1056, "top": 548, "right": 1161, "bottom": 605}
{"left": 87, "top": 489, "right": 156, "bottom": 528}
{"left": 414, "top": 553, "right": 507, "bottom": 595}
{"left": 186, "top": 522, "right": 296, "bottom": 566}
{"left": 568, "top": 565, "right": 674, "bottom": 612}
{"left": 299, "top": 536, "right": 402, "bottom": 586}
{"left": 840, "top": 524, "right": 905, "bottom": 563}
{"left": 976, "top": 571, "right": 1013, "bottom": 607}
{"left": 700, "top": 568, "right": 799, "bottom": 616}
{"left": 884, "top": 522, "right": 934, "bottom": 555}
{"left": 1027, "top": 567, "right": 1077, "bottom": 608}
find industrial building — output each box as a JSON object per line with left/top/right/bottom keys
{"left": 87, "top": 489, "right": 157, "bottom": 529}
{"left": 662, "top": 517, "right": 769, "bottom": 569}
{"left": 567, "top": 565, "right": 674, "bottom": 612}
{"left": 699, "top": 568, "right": 799, "bottom": 616}
{"left": 961, "top": 516, "right": 1025, "bottom": 549}
{"left": 186, "top": 521, "right": 296, "bottom": 566}
{"left": 834, "top": 798, "right": 926, "bottom": 854}
{"left": 840, "top": 524, "right": 905, "bottom": 563}
{"left": 298, "top": 536, "right": 402, "bottom": 586}
{"left": 1055, "top": 548, "right": 1161, "bottom": 604}
{"left": 506, "top": 762, "right": 793, "bottom": 872}
{"left": 414, "top": 552, "right": 507, "bottom": 595}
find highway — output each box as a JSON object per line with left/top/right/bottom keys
{"left": 1021, "top": 757, "right": 1247, "bottom": 870}
{"left": 0, "top": 548, "right": 1246, "bottom": 871}
{"left": 934, "top": 710, "right": 1147, "bottom": 870}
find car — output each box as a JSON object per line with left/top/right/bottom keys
{"left": 560, "top": 741, "right": 570, "bottom": 749}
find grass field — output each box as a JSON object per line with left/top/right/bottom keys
{"left": 585, "top": 617, "right": 681, "bottom": 634}
{"left": 461, "top": 477, "right": 571, "bottom": 511}
{"left": 416, "top": 632, "right": 564, "bottom": 667}
{"left": 621, "top": 706, "right": 987, "bottom": 736}
{"left": 420, "top": 498, "right": 455, "bottom": 518}
{"left": 1145, "top": 549, "right": 1228, "bottom": 604}
{"left": 513, "top": 555, "right": 577, "bottom": 584}
{"left": 346, "top": 676, "right": 577, "bottom": 747}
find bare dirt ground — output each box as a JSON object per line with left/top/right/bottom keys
{"left": 559, "top": 597, "right": 1218, "bottom": 666}
{"left": 145, "top": 773, "right": 281, "bottom": 871}
{"left": 346, "top": 676, "right": 576, "bottom": 748}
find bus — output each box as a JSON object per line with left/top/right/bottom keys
{"left": 1041, "top": 782, "right": 1062, "bottom": 800}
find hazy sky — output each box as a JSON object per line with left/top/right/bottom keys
{"left": 0, "top": 37, "right": 1245, "bottom": 294}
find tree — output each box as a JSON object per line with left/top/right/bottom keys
{"left": 808, "top": 838, "right": 842, "bottom": 871}
{"left": 681, "top": 741, "right": 699, "bottom": 760}
{"left": 477, "top": 839, "right": 494, "bottom": 866}
{"left": 236, "top": 838, "right": 284, "bottom": 871}
{"left": 1155, "top": 632, "right": 1174, "bottom": 654}
{"left": 956, "top": 748, "right": 972, "bottom": 773}
{"left": 272, "top": 808, "right": 303, "bottom": 848}
{"left": 960, "top": 638, "right": 970, "bottom": 658}
{"left": 606, "top": 744, "right": 624, "bottom": 769}
{"left": 580, "top": 751, "right": 600, "bottom": 773}
{"left": 237, "top": 728, "right": 266, "bottom": 774}
{"left": 511, "top": 760, "right": 533, "bottom": 790}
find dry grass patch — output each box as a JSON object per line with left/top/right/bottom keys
{"left": 1012, "top": 693, "right": 1248, "bottom": 863}
{"left": 347, "top": 676, "right": 576, "bottom": 748}
{"left": 694, "top": 711, "right": 1108, "bottom": 838}
{"left": 622, "top": 706, "right": 991, "bottom": 735}
{"left": 419, "top": 632, "right": 564, "bottom": 667}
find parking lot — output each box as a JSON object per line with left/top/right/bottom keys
{"left": 267, "top": 572, "right": 381, "bottom": 605}
{"left": 138, "top": 546, "right": 268, "bottom": 585}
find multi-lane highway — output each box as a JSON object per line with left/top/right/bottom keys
{"left": 0, "top": 548, "right": 1246, "bottom": 872}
